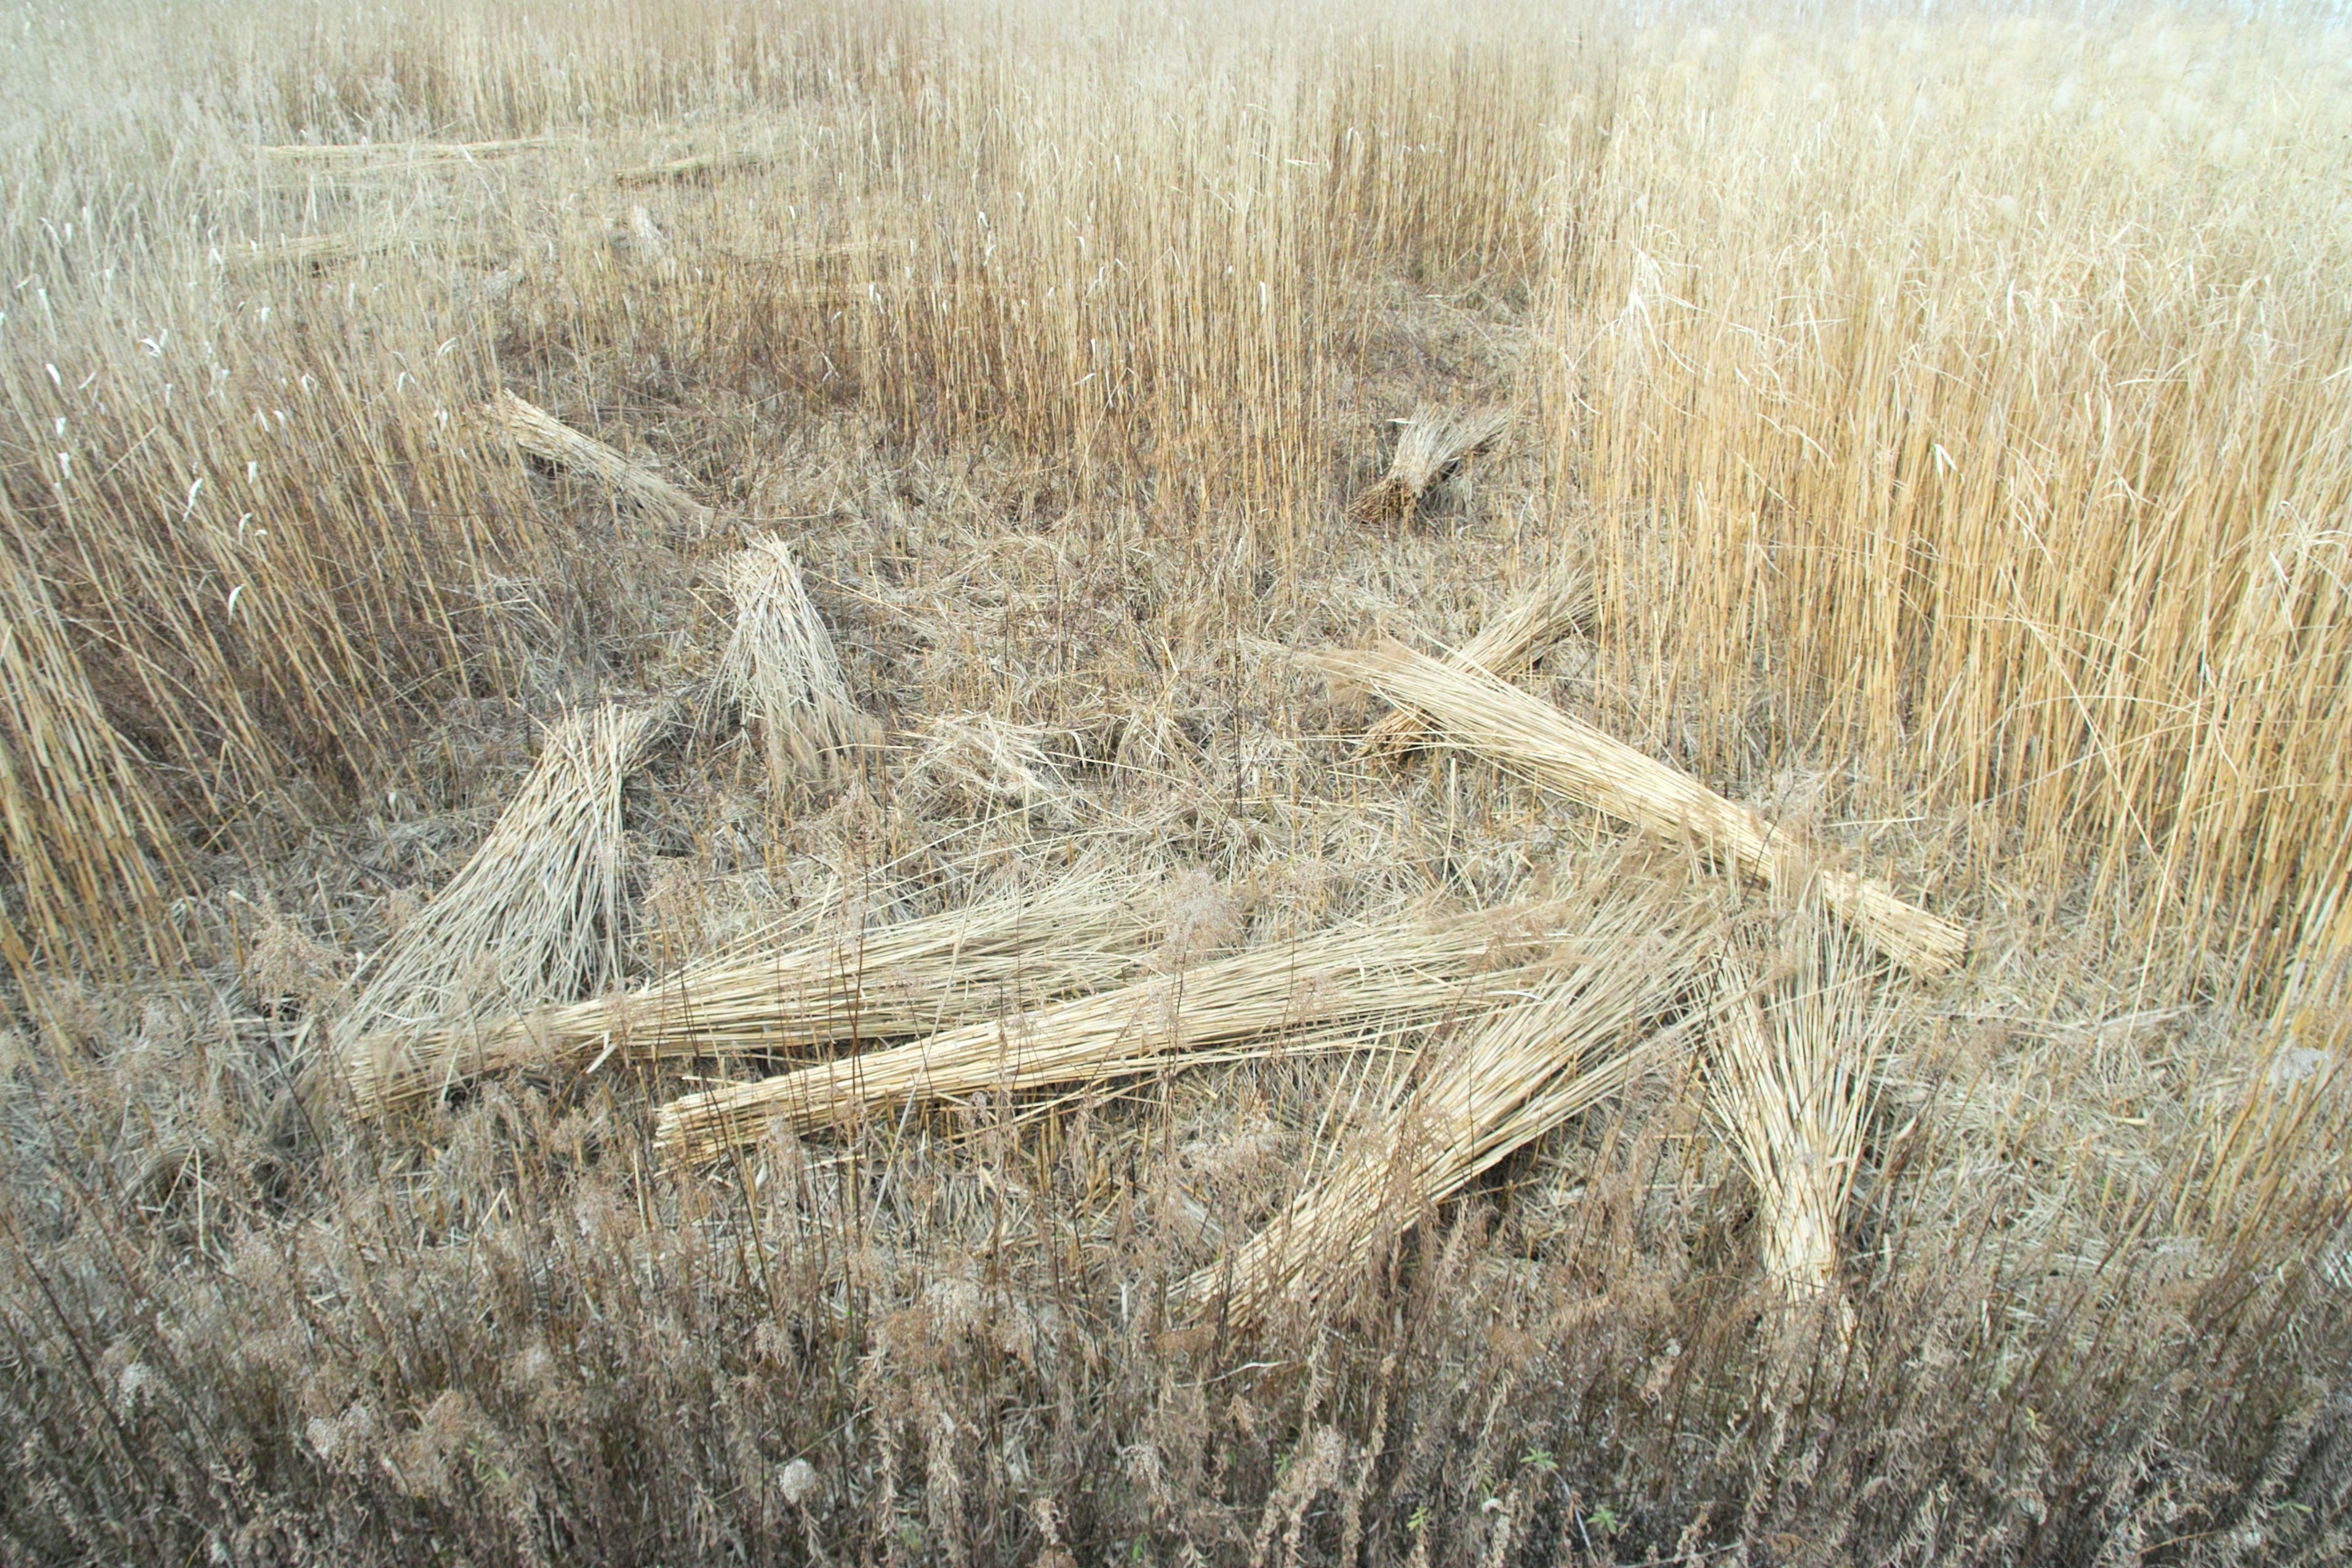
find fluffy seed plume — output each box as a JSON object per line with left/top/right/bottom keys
{"left": 720, "top": 534, "right": 876, "bottom": 793}
{"left": 1318, "top": 641, "right": 1966, "bottom": 977}
{"left": 491, "top": 390, "right": 712, "bottom": 534}
{"left": 1362, "top": 562, "right": 1595, "bottom": 757}
{"left": 1179, "top": 873, "right": 1717, "bottom": 1325}
{"left": 654, "top": 902, "right": 1559, "bottom": 1164}
{"left": 347, "top": 871, "right": 1161, "bottom": 1115}
{"left": 1707, "top": 919, "right": 1892, "bottom": 1329}
{"left": 1346, "top": 407, "right": 1512, "bottom": 530}
{"left": 336, "top": 706, "right": 657, "bottom": 1087}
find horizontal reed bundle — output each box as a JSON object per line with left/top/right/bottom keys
{"left": 1346, "top": 406, "right": 1512, "bottom": 530}
{"left": 1177, "top": 877, "right": 1714, "bottom": 1324}
{"left": 655, "top": 903, "right": 1560, "bottom": 1164}
{"left": 262, "top": 138, "right": 554, "bottom": 162}
{"left": 1362, "top": 562, "right": 1595, "bottom": 758}
{"left": 1319, "top": 642, "right": 1966, "bottom": 978}
{"left": 491, "top": 390, "right": 713, "bottom": 534}
{"left": 336, "top": 706, "right": 657, "bottom": 1080}
{"left": 347, "top": 872, "right": 1161, "bottom": 1115}
{"left": 221, "top": 232, "right": 393, "bottom": 275}
{"left": 720, "top": 534, "right": 876, "bottom": 791}
{"left": 615, "top": 150, "right": 771, "bottom": 186}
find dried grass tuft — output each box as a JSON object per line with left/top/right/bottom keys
{"left": 1362, "top": 562, "right": 1594, "bottom": 758}
{"left": 1321, "top": 641, "right": 1966, "bottom": 977}
{"left": 347, "top": 870, "right": 1161, "bottom": 1115}
{"left": 1179, "top": 871, "right": 1717, "bottom": 1325}
{"left": 719, "top": 534, "right": 877, "bottom": 793}
{"left": 1346, "top": 407, "right": 1511, "bottom": 530}
{"left": 491, "top": 390, "right": 713, "bottom": 534}
{"left": 337, "top": 706, "right": 657, "bottom": 1088}
{"left": 653, "top": 901, "right": 1561, "bottom": 1164}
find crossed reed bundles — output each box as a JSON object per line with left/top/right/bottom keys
{"left": 1361, "top": 562, "right": 1595, "bottom": 757}
{"left": 491, "top": 390, "right": 713, "bottom": 534}
{"left": 1321, "top": 643, "right": 1966, "bottom": 978}
{"left": 347, "top": 872, "right": 1160, "bottom": 1115}
{"left": 1180, "top": 875, "right": 1717, "bottom": 1325}
{"left": 1346, "top": 407, "right": 1512, "bottom": 530}
{"left": 1707, "top": 919, "right": 1891, "bottom": 1319}
{"left": 336, "top": 706, "right": 657, "bottom": 1071}
{"left": 720, "top": 534, "right": 876, "bottom": 791}
{"left": 655, "top": 903, "right": 1558, "bottom": 1164}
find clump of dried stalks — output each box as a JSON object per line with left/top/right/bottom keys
{"left": 491, "top": 390, "right": 713, "bottom": 534}
{"left": 1181, "top": 870, "right": 1717, "bottom": 1325}
{"left": 1361, "top": 562, "right": 1594, "bottom": 757}
{"left": 335, "top": 707, "right": 657, "bottom": 1072}
{"left": 348, "top": 871, "right": 1161, "bottom": 1115}
{"left": 719, "top": 533, "right": 877, "bottom": 793}
{"left": 654, "top": 902, "right": 1558, "bottom": 1164}
{"left": 1345, "top": 407, "right": 1512, "bottom": 530}
{"left": 1707, "top": 916, "right": 1893, "bottom": 1330}
{"left": 1321, "top": 642, "right": 1966, "bottom": 978}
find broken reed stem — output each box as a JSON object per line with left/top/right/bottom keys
{"left": 1362, "top": 562, "right": 1595, "bottom": 757}
{"left": 720, "top": 534, "right": 875, "bottom": 792}
{"left": 1346, "top": 406, "right": 1512, "bottom": 529}
{"left": 1320, "top": 641, "right": 1966, "bottom": 978}
{"left": 336, "top": 706, "right": 657, "bottom": 1068}
{"left": 654, "top": 903, "right": 1559, "bottom": 1164}
{"left": 1707, "top": 922, "right": 1890, "bottom": 1333}
{"left": 347, "top": 873, "right": 1161, "bottom": 1115}
{"left": 491, "top": 390, "right": 713, "bottom": 533}
{"left": 1180, "top": 881, "right": 1716, "bottom": 1325}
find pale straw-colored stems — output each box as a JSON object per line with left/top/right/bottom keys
{"left": 1180, "top": 881, "right": 1717, "bottom": 1325}
{"left": 719, "top": 534, "right": 876, "bottom": 793}
{"left": 616, "top": 151, "right": 771, "bottom": 186}
{"left": 336, "top": 706, "right": 657, "bottom": 1080}
{"left": 491, "top": 391, "right": 713, "bottom": 535}
{"left": 347, "top": 872, "right": 1161, "bottom": 1115}
{"left": 1706, "top": 923, "right": 1893, "bottom": 1330}
{"left": 1318, "top": 642, "right": 1966, "bottom": 978}
{"left": 1346, "top": 407, "right": 1512, "bottom": 530}
{"left": 1361, "top": 562, "right": 1595, "bottom": 758}
{"left": 654, "top": 903, "right": 1564, "bottom": 1164}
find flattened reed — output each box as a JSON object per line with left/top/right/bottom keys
{"left": 1322, "top": 641, "right": 1966, "bottom": 977}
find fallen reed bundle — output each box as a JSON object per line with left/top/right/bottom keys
{"left": 1707, "top": 923, "right": 1890, "bottom": 1322}
{"left": 720, "top": 534, "right": 875, "bottom": 791}
{"left": 262, "top": 138, "right": 553, "bottom": 163}
{"left": 1362, "top": 562, "right": 1595, "bottom": 757}
{"left": 347, "top": 872, "right": 1161, "bottom": 1115}
{"left": 221, "top": 232, "right": 393, "bottom": 275}
{"left": 655, "top": 904, "right": 1555, "bottom": 1164}
{"left": 491, "top": 390, "right": 713, "bottom": 534}
{"left": 1179, "top": 881, "right": 1716, "bottom": 1325}
{"left": 1346, "top": 407, "right": 1512, "bottom": 530}
{"left": 1319, "top": 643, "right": 1966, "bottom": 978}
{"left": 336, "top": 706, "right": 657, "bottom": 1065}
{"left": 616, "top": 150, "right": 771, "bottom": 186}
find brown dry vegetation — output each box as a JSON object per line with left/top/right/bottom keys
{"left": 4, "top": 1, "right": 2351, "bottom": 1563}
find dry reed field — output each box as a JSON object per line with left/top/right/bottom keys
{"left": 4, "top": 0, "right": 2351, "bottom": 1562}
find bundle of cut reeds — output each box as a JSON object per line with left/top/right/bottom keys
{"left": 655, "top": 904, "right": 1557, "bottom": 1164}
{"left": 491, "top": 390, "right": 713, "bottom": 534}
{"left": 347, "top": 872, "right": 1161, "bottom": 1115}
{"left": 1178, "top": 880, "right": 1714, "bottom": 1324}
{"left": 262, "top": 138, "right": 554, "bottom": 164}
{"left": 335, "top": 706, "right": 657, "bottom": 1071}
{"left": 221, "top": 232, "right": 393, "bottom": 276}
{"left": 615, "top": 150, "right": 771, "bottom": 187}
{"left": 1362, "top": 563, "right": 1594, "bottom": 757}
{"left": 1346, "top": 407, "right": 1512, "bottom": 530}
{"left": 1707, "top": 923, "right": 1890, "bottom": 1322}
{"left": 1319, "top": 642, "right": 1966, "bottom": 978}
{"left": 720, "top": 533, "right": 876, "bottom": 791}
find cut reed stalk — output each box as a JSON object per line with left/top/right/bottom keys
{"left": 1178, "top": 879, "right": 1715, "bottom": 1325}
{"left": 334, "top": 706, "right": 657, "bottom": 1068}
{"left": 348, "top": 872, "right": 1161, "bottom": 1115}
{"left": 1362, "top": 562, "right": 1595, "bottom": 757}
{"left": 1346, "top": 407, "right": 1512, "bottom": 530}
{"left": 490, "top": 390, "right": 714, "bottom": 534}
{"left": 719, "top": 534, "right": 876, "bottom": 792}
{"left": 1706, "top": 922, "right": 1890, "bottom": 1328}
{"left": 1320, "top": 642, "right": 1966, "bottom": 977}
{"left": 654, "top": 903, "right": 1559, "bottom": 1164}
